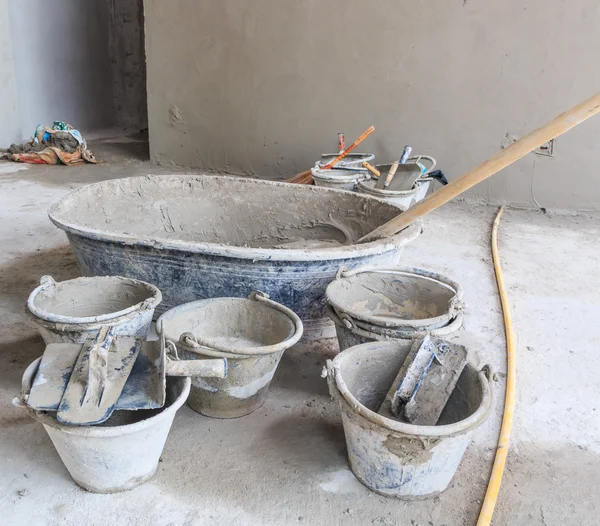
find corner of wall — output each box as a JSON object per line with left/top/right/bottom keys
{"left": 0, "top": 0, "right": 21, "bottom": 146}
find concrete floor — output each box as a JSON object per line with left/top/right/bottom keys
{"left": 0, "top": 136, "right": 599, "bottom": 525}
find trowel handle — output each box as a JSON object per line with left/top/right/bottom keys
{"left": 362, "top": 161, "right": 380, "bottom": 178}
{"left": 399, "top": 145, "right": 412, "bottom": 165}
{"left": 165, "top": 355, "right": 228, "bottom": 378}
{"left": 383, "top": 161, "right": 399, "bottom": 188}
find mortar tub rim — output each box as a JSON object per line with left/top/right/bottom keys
{"left": 47, "top": 174, "right": 422, "bottom": 262}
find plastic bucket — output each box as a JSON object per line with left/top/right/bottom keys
{"left": 326, "top": 305, "right": 463, "bottom": 351}
{"left": 326, "top": 266, "right": 464, "bottom": 331}
{"left": 18, "top": 358, "right": 190, "bottom": 493}
{"left": 357, "top": 178, "right": 430, "bottom": 208}
{"left": 27, "top": 275, "right": 162, "bottom": 343}
{"left": 326, "top": 341, "right": 491, "bottom": 498}
{"left": 157, "top": 292, "right": 303, "bottom": 418}
{"left": 357, "top": 157, "right": 436, "bottom": 208}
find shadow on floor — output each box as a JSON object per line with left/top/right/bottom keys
{"left": 90, "top": 132, "right": 150, "bottom": 162}
{"left": 273, "top": 341, "right": 338, "bottom": 397}
{"left": 0, "top": 245, "right": 80, "bottom": 313}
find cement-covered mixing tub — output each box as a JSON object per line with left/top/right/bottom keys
{"left": 48, "top": 175, "right": 422, "bottom": 339}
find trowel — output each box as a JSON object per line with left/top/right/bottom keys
{"left": 375, "top": 145, "right": 413, "bottom": 190}
{"left": 26, "top": 328, "right": 227, "bottom": 425}
{"left": 378, "top": 335, "right": 467, "bottom": 425}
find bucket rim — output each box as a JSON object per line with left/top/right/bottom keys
{"left": 19, "top": 357, "right": 191, "bottom": 437}
{"left": 157, "top": 293, "right": 303, "bottom": 357}
{"left": 327, "top": 341, "right": 492, "bottom": 438}
{"left": 357, "top": 178, "right": 426, "bottom": 197}
{"left": 311, "top": 165, "right": 372, "bottom": 183}
{"left": 325, "top": 266, "right": 464, "bottom": 329}
{"left": 320, "top": 152, "right": 376, "bottom": 164}
{"left": 47, "top": 174, "right": 422, "bottom": 262}
{"left": 26, "top": 275, "right": 162, "bottom": 327}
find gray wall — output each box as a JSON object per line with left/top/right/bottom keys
{"left": 0, "top": 0, "right": 21, "bottom": 146}
{"left": 145, "top": 0, "right": 600, "bottom": 211}
{"left": 107, "top": 0, "right": 148, "bottom": 131}
{"left": 8, "top": 0, "right": 113, "bottom": 137}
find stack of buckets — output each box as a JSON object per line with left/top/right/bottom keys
{"left": 325, "top": 266, "right": 465, "bottom": 351}
{"left": 311, "top": 153, "right": 375, "bottom": 191}
{"left": 324, "top": 266, "right": 492, "bottom": 499}
{"left": 311, "top": 151, "right": 438, "bottom": 211}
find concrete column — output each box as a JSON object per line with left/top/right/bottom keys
{"left": 0, "top": 0, "right": 21, "bottom": 146}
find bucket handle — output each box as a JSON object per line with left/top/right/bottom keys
{"left": 326, "top": 304, "right": 464, "bottom": 339}
{"left": 408, "top": 155, "right": 436, "bottom": 175}
{"left": 179, "top": 333, "right": 248, "bottom": 359}
{"left": 249, "top": 291, "right": 303, "bottom": 334}
{"left": 39, "top": 275, "right": 57, "bottom": 288}
{"left": 326, "top": 305, "right": 399, "bottom": 342}
{"left": 448, "top": 296, "right": 466, "bottom": 317}
{"left": 12, "top": 357, "right": 42, "bottom": 409}
{"left": 180, "top": 291, "right": 303, "bottom": 357}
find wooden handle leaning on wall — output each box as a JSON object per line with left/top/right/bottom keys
{"left": 358, "top": 92, "right": 600, "bottom": 243}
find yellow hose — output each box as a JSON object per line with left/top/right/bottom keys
{"left": 477, "top": 206, "right": 516, "bottom": 526}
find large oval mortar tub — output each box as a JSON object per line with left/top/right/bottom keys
{"left": 48, "top": 175, "right": 422, "bottom": 339}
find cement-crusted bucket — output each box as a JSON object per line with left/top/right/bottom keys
{"left": 311, "top": 163, "right": 371, "bottom": 191}
{"left": 26, "top": 275, "right": 162, "bottom": 343}
{"left": 357, "top": 177, "right": 430, "bottom": 208}
{"left": 326, "top": 341, "right": 491, "bottom": 499}
{"left": 357, "top": 157, "right": 435, "bottom": 208}
{"left": 157, "top": 292, "right": 303, "bottom": 418}
{"left": 326, "top": 266, "right": 464, "bottom": 331}
{"left": 17, "top": 357, "right": 190, "bottom": 493}
{"left": 326, "top": 305, "right": 463, "bottom": 351}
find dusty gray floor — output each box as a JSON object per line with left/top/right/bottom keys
{"left": 0, "top": 136, "right": 599, "bottom": 525}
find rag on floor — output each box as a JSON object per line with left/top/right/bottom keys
{"left": 7, "top": 122, "right": 98, "bottom": 166}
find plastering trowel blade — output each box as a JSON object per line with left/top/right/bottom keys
{"left": 378, "top": 335, "right": 468, "bottom": 425}
{"left": 26, "top": 338, "right": 166, "bottom": 415}
{"left": 27, "top": 343, "right": 83, "bottom": 412}
{"left": 384, "top": 164, "right": 423, "bottom": 192}
{"left": 57, "top": 328, "right": 142, "bottom": 425}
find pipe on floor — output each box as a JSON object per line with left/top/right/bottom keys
{"left": 477, "top": 206, "right": 516, "bottom": 525}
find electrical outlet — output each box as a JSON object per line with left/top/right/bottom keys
{"left": 501, "top": 133, "right": 555, "bottom": 157}
{"left": 500, "top": 133, "right": 519, "bottom": 149}
{"left": 534, "top": 139, "right": 555, "bottom": 157}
